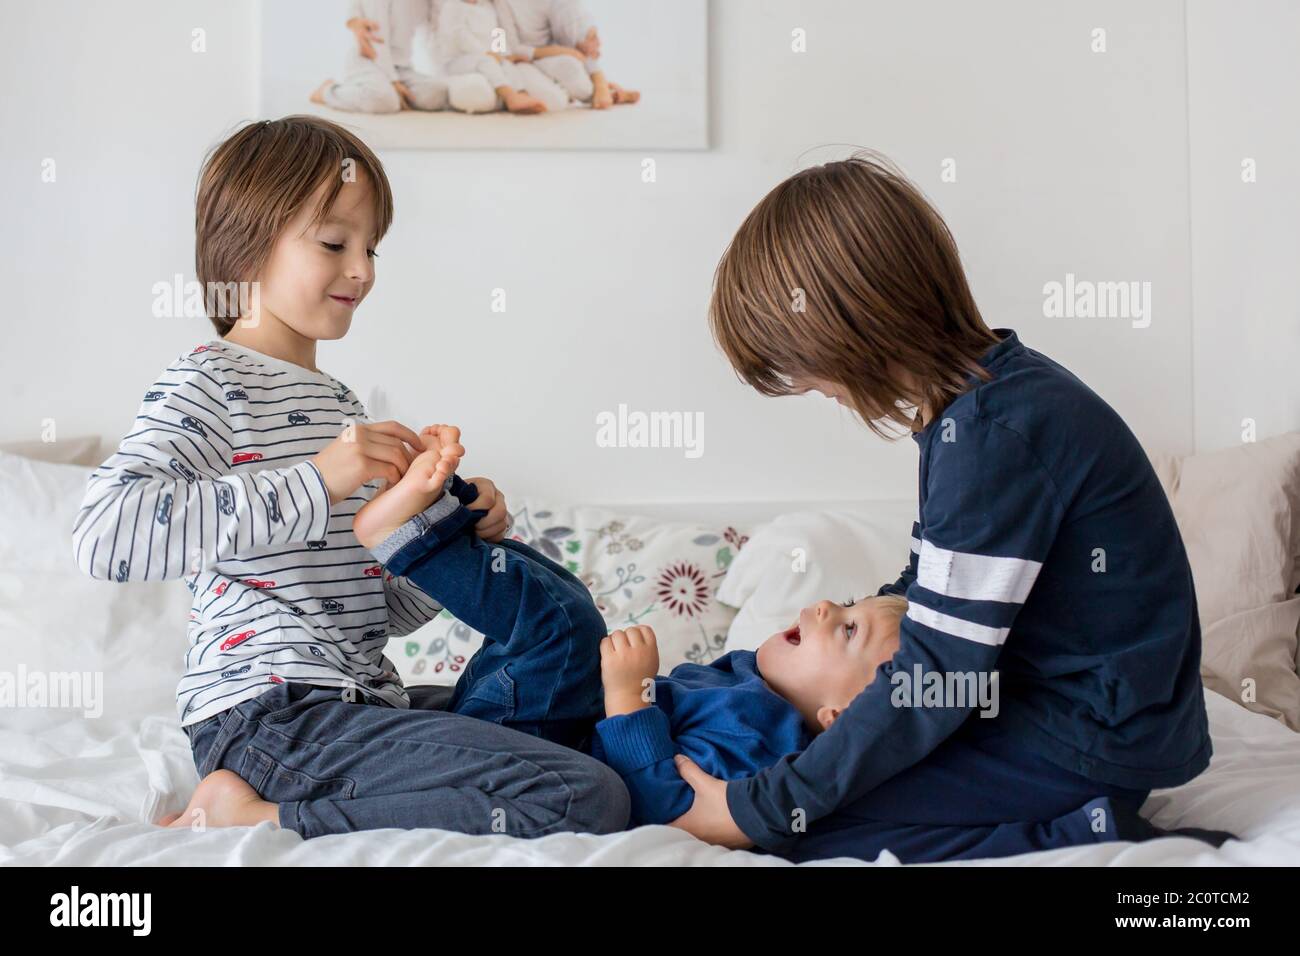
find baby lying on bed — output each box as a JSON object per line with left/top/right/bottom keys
{"left": 351, "top": 430, "right": 902, "bottom": 819}
{"left": 354, "top": 431, "right": 1159, "bottom": 862}
{"left": 592, "top": 601, "right": 903, "bottom": 825}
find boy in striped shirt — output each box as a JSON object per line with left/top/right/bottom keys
{"left": 72, "top": 115, "right": 629, "bottom": 839}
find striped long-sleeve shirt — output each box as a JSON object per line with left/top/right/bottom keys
{"left": 71, "top": 338, "right": 453, "bottom": 727}
{"left": 725, "top": 328, "right": 1213, "bottom": 852}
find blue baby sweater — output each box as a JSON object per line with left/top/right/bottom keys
{"left": 590, "top": 650, "right": 812, "bottom": 826}
{"left": 725, "top": 328, "right": 1213, "bottom": 852}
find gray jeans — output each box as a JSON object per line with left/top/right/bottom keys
{"left": 184, "top": 681, "right": 630, "bottom": 839}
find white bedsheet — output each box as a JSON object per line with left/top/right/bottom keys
{"left": 1, "top": 687, "right": 1297, "bottom": 866}
{"left": 2, "top": 527, "right": 1297, "bottom": 866}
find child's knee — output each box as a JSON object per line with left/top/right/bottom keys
{"left": 558, "top": 60, "right": 593, "bottom": 99}
{"left": 366, "top": 85, "right": 403, "bottom": 114}
{"left": 447, "top": 73, "right": 497, "bottom": 113}
{"left": 564, "top": 589, "right": 607, "bottom": 646}
{"left": 408, "top": 81, "right": 449, "bottom": 111}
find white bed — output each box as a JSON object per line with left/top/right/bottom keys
{"left": 2, "top": 446, "right": 1299, "bottom": 866}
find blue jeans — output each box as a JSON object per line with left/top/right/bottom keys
{"left": 381, "top": 495, "right": 609, "bottom": 755}
{"left": 183, "top": 487, "right": 629, "bottom": 840}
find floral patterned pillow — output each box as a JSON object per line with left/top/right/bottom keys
{"left": 387, "top": 498, "right": 750, "bottom": 688}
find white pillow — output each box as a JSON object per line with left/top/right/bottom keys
{"left": 389, "top": 498, "right": 750, "bottom": 687}
{"left": 0, "top": 568, "right": 189, "bottom": 724}
{"left": 717, "top": 503, "right": 917, "bottom": 652}
{"left": 0, "top": 450, "right": 98, "bottom": 574}
{"left": 0, "top": 450, "right": 186, "bottom": 722}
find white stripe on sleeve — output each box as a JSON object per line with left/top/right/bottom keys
{"left": 916, "top": 539, "right": 1042, "bottom": 605}
{"left": 905, "top": 602, "right": 1010, "bottom": 647}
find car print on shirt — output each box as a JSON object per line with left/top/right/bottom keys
{"left": 268, "top": 675, "right": 285, "bottom": 684}
{"left": 213, "top": 581, "right": 229, "bottom": 597}
{"left": 320, "top": 599, "right": 344, "bottom": 613}
{"left": 363, "top": 627, "right": 386, "bottom": 640}
{"left": 190, "top": 345, "right": 209, "bottom": 354}
{"left": 306, "top": 540, "right": 327, "bottom": 550}
{"left": 118, "top": 470, "right": 149, "bottom": 485}
{"left": 215, "top": 483, "right": 235, "bottom": 516}
{"left": 221, "top": 663, "right": 252, "bottom": 678}
{"left": 143, "top": 390, "right": 165, "bottom": 402}
{"left": 288, "top": 412, "right": 310, "bottom": 425}
{"left": 115, "top": 559, "right": 129, "bottom": 582}
{"left": 219, "top": 629, "right": 256, "bottom": 651}
{"left": 335, "top": 391, "right": 348, "bottom": 402}
{"left": 156, "top": 493, "right": 173, "bottom": 525}
{"left": 267, "top": 489, "right": 283, "bottom": 523}
{"left": 308, "top": 645, "right": 325, "bottom": 658}
{"left": 363, "top": 565, "right": 382, "bottom": 577}
{"left": 232, "top": 452, "right": 263, "bottom": 465}
{"left": 225, "top": 388, "right": 248, "bottom": 401}
{"left": 245, "top": 578, "right": 276, "bottom": 589}
{"left": 179, "top": 416, "right": 207, "bottom": 438}
{"left": 286, "top": 604, "right": 305, "bottom": 616}
{"left": 169, "top": 458, "right": 198, "bottom": 483}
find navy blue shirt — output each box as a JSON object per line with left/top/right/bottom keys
{"left": 590, "top": 651, "right": 811, "bottom": 826}
{"left": 726, "top": 328, "right": 1212, "bottom": 852}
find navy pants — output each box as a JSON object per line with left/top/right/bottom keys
{"left": 381, "top": 489, "right": 608, "bottom": 755}
{"left": 771, "top": 714, "right": 1154, "bottom": 863}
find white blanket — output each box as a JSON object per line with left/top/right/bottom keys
{"left": 2, "top": 681, "right": 1297, "bottom": 865}
{"left": 2, "top": 521, "right": 1298, "bottom": 865}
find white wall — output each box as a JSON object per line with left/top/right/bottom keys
{"left": 1186, "top": 0, "right": 1300, "bottom": 452}
{"left": 2, "top": 0, "right": 1289, "bottom": 510}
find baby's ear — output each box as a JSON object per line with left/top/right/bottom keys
{"left": 815, "top": 704, "right": 841, "bottom": 732}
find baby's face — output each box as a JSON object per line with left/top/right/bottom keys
{"left": 756, "top": 596, "right": 903, "bottom": 734}
{"left": 254, "top": 169, "right": 379, "bottom": 341}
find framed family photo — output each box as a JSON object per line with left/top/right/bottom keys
{"left": 258, "top": 0, "right": 710, "bottom": 149}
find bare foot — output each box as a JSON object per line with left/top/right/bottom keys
{"left": 610, "top": 83, "right": 640, "bottom": 105}
{"left": 353, "top": 425, "right": 464, "bottom": 549}
{"left": 160, "top": 769, "right": 280, "bottom": 830}
{"left": 504, "top": 90, "right": 547, "bottom": 114}
{"left": 310, "top": 78, "right": 335, "bottom": 105}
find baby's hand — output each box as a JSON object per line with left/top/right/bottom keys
{"left": 462, "top": 476, "right": 510, "bottom": 542}
{"left": 600, "top": 626, "right": 659, "bottom": 716}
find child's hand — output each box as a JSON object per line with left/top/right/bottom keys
{"left": 462, "top": 476, "right": 510, "bottom": 542}
{"left": 576, "top": 26, "right": 601, "bottom": 60}
{"left": 346, "top": 17, "right": 384, "bottom": 59}
{"left": 600, "top": 626, "right": 659, "bottom": 716}
{"left": 392, "top": 80, "right": 415, "bottom": 109}
{"left": 311, "top": 420, "right": 422, "bottom": 506}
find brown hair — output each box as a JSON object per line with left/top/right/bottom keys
{"left": 708, "top": 149, "right": 1001, "bottom": 440}
{"left": 194, "top": 115, "right": 394, "bottom": 335}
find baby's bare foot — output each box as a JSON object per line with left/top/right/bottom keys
{"left": 504, "top": 90, "right": 547, "bottom": 114}
{"left": 610, "top": 83, "right": 640, "bottom": 105}
{"left": 310, "top": 78, "right": 335, "bottom": 105}
{"left": 160, "top": 769, "right": 279, "bottom": 830}
{"left": 354, "top": 426, "right": 464, "bottom": 549}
